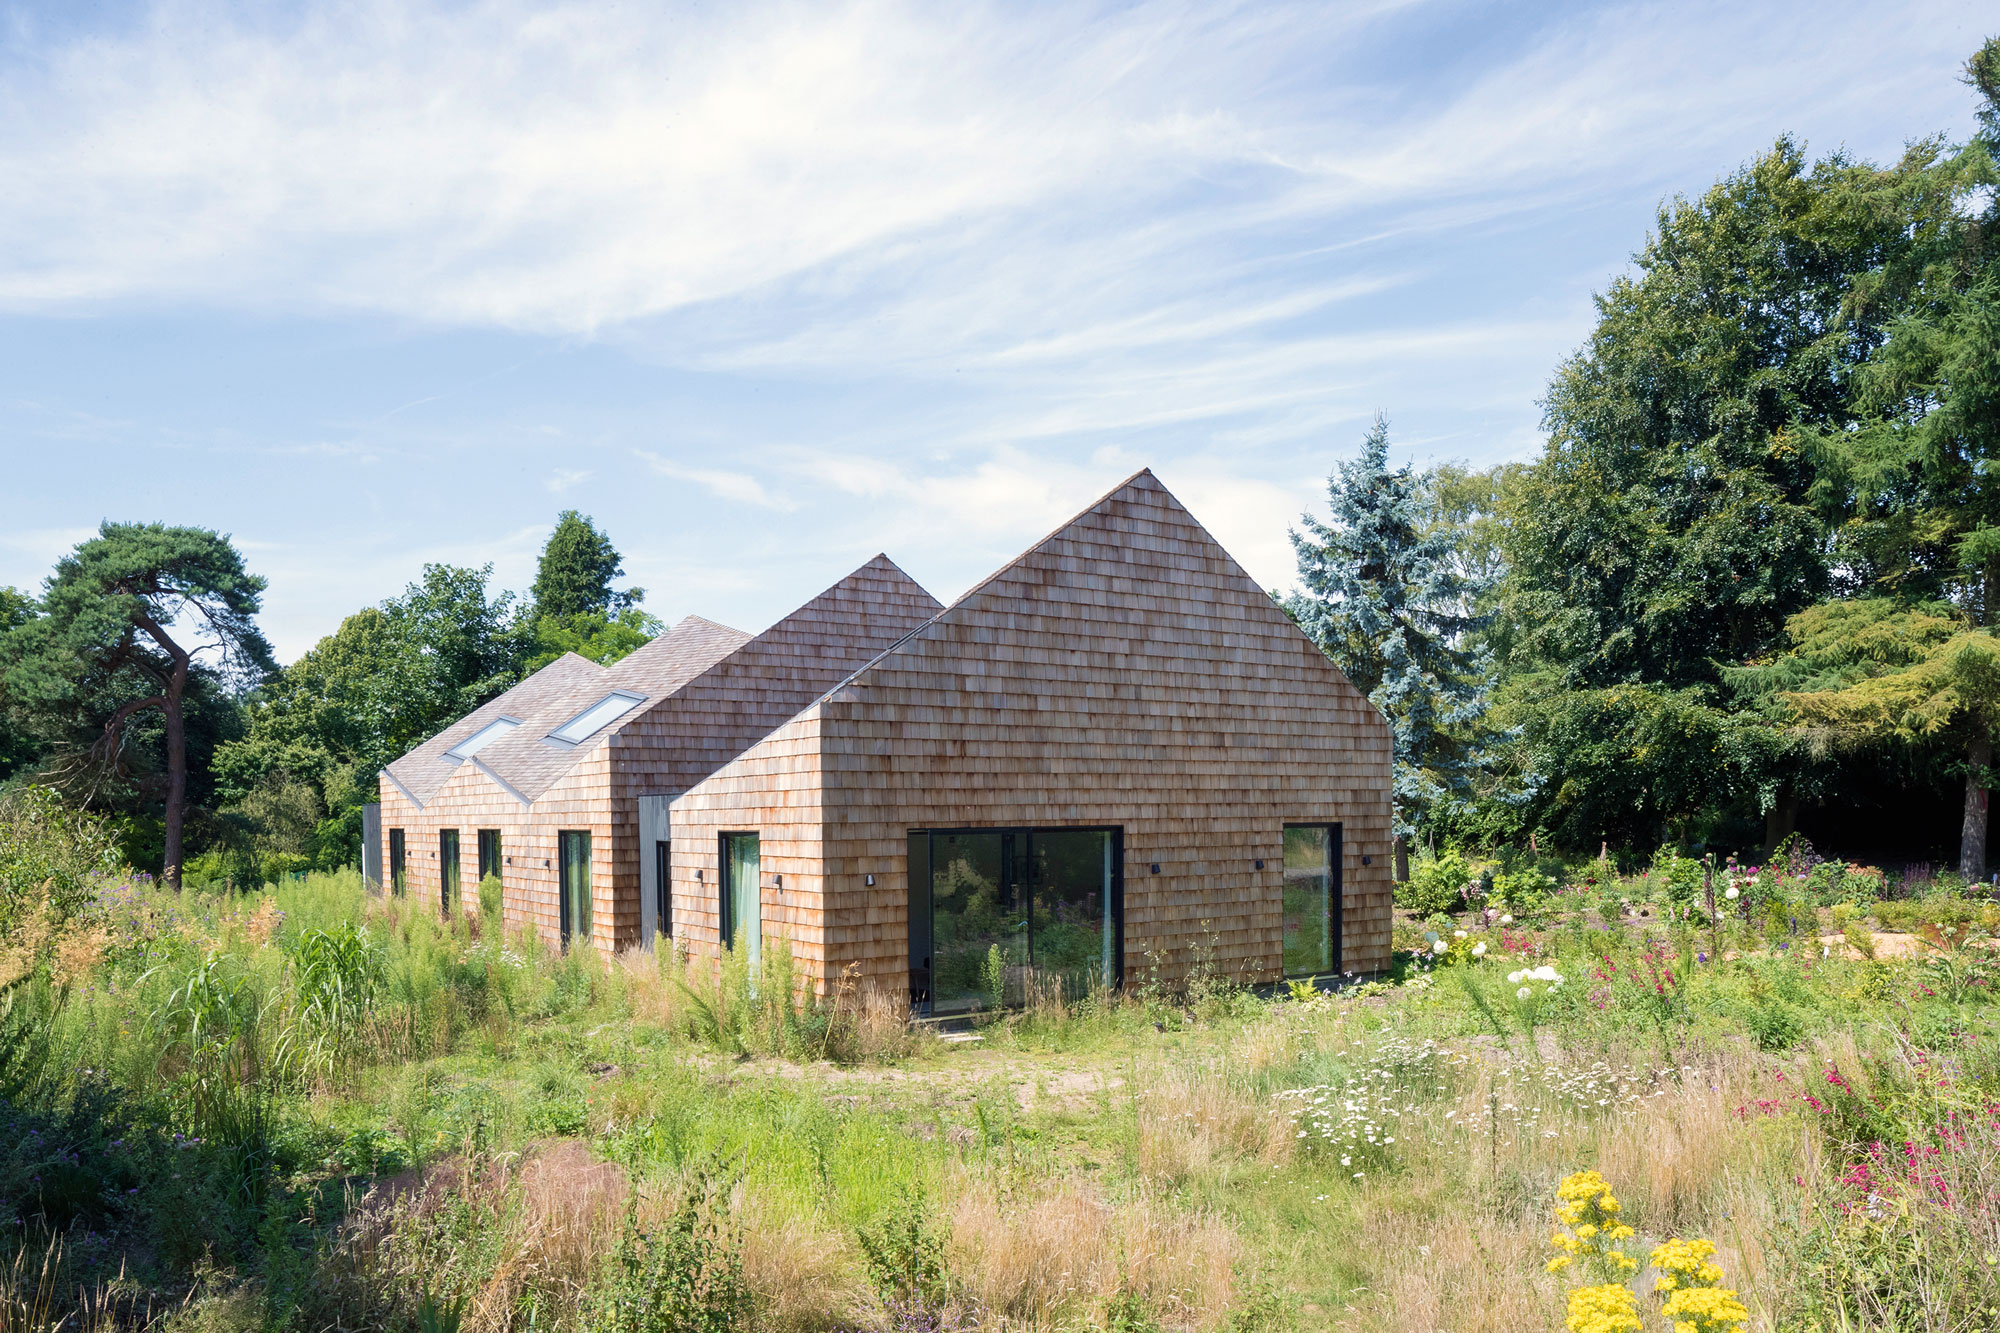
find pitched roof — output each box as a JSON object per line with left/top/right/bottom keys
{"left": 444, "top": 614, "right": 754, "bottom": 804}
{"left": 380, "top": 650, "right": 609, "bottom": 808}
{"left": 379, "top": 557, "right": 944, "bottom": 810}
{"left": 807, "top": 468, "right": 1358, "bottom": 705}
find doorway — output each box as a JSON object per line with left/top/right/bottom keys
{"left": 720, "top": 833, "right": 761, "bottom": 970}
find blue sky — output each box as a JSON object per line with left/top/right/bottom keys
{"left": 0, "top": 0, "right": 1991, "bottom": 661}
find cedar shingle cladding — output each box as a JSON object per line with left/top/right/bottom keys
{"left": 670, "top": 470, "right": 1395, "bottom": 993}
{"left": 376, "top": 556, "right": 941, "bottom": 951}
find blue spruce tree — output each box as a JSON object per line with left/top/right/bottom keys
{"left": 1286, "top": 415, "right": 1495, "bottom": 839}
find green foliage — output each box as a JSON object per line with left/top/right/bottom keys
{"left": 0, "top": 785, "right": 119, "bottom": 936}
{"left": 525, "top": 606, "right": 664, "bottom": 671}
{"left": 1398, "top": 850, "right": 1470, "bottom": 917}
{"left": 596, "top": 1165, "right": 751, "bottom": 1333}
{"left": 533, "top": 510, "right": 642, "bottom": 622}
{"left": 1650, "top": 846, "right": 1705, "bottom": 915}
{"left": 855, "top": 1187, "right": 951, "bottom": 1311}
{"left": 1491, "top": 865, "right": 1556, "bottom": 919}
{"left": 1288, "top": 416, "right": 1498, "bottom": 836}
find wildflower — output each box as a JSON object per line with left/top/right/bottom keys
{"left": 1519, "top": 987, "right": 1532, "bottom": 999}
{"left": 1725, "top": 886, "right": 1739, "bottom": 900}
{"left": 1565, "top": 1283, "right": 1642, "bottom": 1333}
{"left": 1432, "top": 940, "right": 1448, "bottom": 955}
{"left": 1660, "top": 1285, "right": 1749, "bottom": 1333}
{"left": 1649, "top": 1238, "right": 1724, "bottom": 1292}
{"left": 1500, "top": 913, "right": 1514, "bottom": 924}
{"left": 1509, "top": 970, "right": 1524, "bottom": 983}
{"left": 1472, "top": 942, "right": 1488, "bottom": 957}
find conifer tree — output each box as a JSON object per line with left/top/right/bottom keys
{"left": 1287, "top": 416, "right": 1496, "bottom": 838}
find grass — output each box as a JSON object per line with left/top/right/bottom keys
{"left": 4, "top": 857, "right": 2000, "bottom": 1330}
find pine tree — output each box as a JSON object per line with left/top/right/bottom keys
{"left": 1287, "top": 416, "right": 1495, "bottom": 837}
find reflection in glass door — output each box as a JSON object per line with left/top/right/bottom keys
{"left": 558, "top": 830, "right": 592, "bottom": 945}
{"left": 721, "top": 833, "right": 761, "bottom": 971}
{"left": 908, "top": 828, "right": 1121, "bottom": 1015}
{"left": 1282, "top": 824, "right": 1342, "bottom": 977}
{"left": 439, "top": 829, "right": 460, "bottom": 916}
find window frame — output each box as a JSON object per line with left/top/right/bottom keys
{"left": 445, "top": 716, "right": 522, "bottom": 760}
{"left": 558, "top": 830, "right": 593, "bottom": 945}
{"left": 389, "top": 828, "right": 406, "bottom": 896}
{"left": 546, "top": 691, "right": 646, "bottom": 746}
{"left": 1280, "top": 822, "right": 1343, "bottom": 980}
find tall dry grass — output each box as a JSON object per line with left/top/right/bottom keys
{"left": 947, "top": 1174, "right": 1240, "bottom": 1332}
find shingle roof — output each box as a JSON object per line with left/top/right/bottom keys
{"left": 451, "top": 615, "right": 753, "bottom": 804}
{"left": 380, "top": 650, "right": 609, "bottom": 808}
{"left": 380, "top": 616, "right": 750, "bottom": 808}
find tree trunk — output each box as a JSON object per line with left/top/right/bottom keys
{"left": 1963, "top": 733, "right": 1992, "bottom": 885}
{"left": 162, "top": 656, "right": 188, "bottom": 891}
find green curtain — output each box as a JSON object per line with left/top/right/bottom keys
{"left": 727, "top": 833, "right": 761, "bottom": 970}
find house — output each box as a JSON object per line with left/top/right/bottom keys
{"left": 377, "top": 469, "right": 1393, "bottom": 1005}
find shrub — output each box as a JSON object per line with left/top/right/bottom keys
{"left": 1650, "top": 846, "right": 1704, "bottom": 917}
{"left": 0, "top": 786, "right": 119, "bottom": 935}
{"left": 1746, "top": 1001, "right": 1803, "bottom": 1052}
{"left": 856, "top": 1187, "right": 951, "bottom": 1312}
{"left": 1492, "top": 867, "right": 1556, "bottom": 919}
{"left": 1399, "top": 850, "right": 1470, "bottom": 917}
{"left": 477, "top": 873, "right": 504, "bottom": 932}
{"left": 597, "top": 1165, "right": 752, "bottom": 1333}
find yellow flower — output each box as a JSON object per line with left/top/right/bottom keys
{"left": 1576, "top": 1223, "right": 1599, "bottom": 1240}
{"left": 1548, "top": 1255, "right": 1573, "bottom": 1273}
{"left": 1566, "top": 1283, "right": 1643, "bottom": 1333}
{"left": 1650, "top": 1237, "right": 1725, "bottom": 1292}
{"left": 1661, "top": 1284, "right": 1749, "bottom": 1333}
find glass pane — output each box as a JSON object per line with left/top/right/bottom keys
{"left": 1029, "top": 831, "right": 1114, "bottom": 996}
{"left": 727, "top": 834, "right": 761, "bottom": 969}
{"left": 447, "top": 717, "right": 519, "bottom": 758}
{"left": 389, "top": 830, "right": 405, "bottom": 895}
{"left": 440, "top": 829, "right": 459, "bottom": 912}
{"left": 1283, "top": 826, "right": 1331, "bottom": 976}
{"left": 655, "top": 841, "right": 671, "bottom": 939}
{"left": 929, "top": 832, "right": 1025, "bottom": 1014}
{"left": 551, "top": 692, "right": 643, "bottom": 743}
{"left": 562, "top": 831, "right": 592, "bottom": 940}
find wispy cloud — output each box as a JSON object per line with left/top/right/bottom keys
{"left": 546, "top": 468, "right": 592, "bottom": 494}
{"left": 634, "top": 450, "right": 792, "bottom": 510}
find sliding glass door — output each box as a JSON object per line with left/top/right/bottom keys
{"left": 907, "top": 827, "right": 1121, "bottom": 1015}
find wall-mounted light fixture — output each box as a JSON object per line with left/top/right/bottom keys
{"left": 865, "top": 873, "right": 875, "bottom": 887}
{"left": 772, "top": 873, "right": 783, "bottom": 890}
{"left": 1149, "top": 863, "right": 1160, "bottom": 875}
{"left": 696, "top": 868, "right": 704, "bottom": 882}
{"left": 1254, "top": 859, "right": 1265, "bottom": 871}
{"left": 1362, "top": 855, "right": 1372, "bottom": 866}
{"left": 543, "top": 859, "right": 551, "bottom": 868}
{"left": 505, "top": 856, "right": 512, "bottom": 866}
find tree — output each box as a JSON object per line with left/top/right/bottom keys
{"left": 533, "top": 510, "right": 641, "bottom": 621}
{"left": 1507, "top": 138, "right": 1936, "bottom": 691}
{"left": 1287, "top": 416, "right": 1496, "bottom": 838}
{"left": 214, "top": 563, "right": 526, "bottom": 866}
{"left": 1, "top": 524, "right": 273, "bottom": 887}
{"left": 1760, "top": 600, "right": 2000, "bottom": 877}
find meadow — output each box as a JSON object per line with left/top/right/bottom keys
{"left": 4, "top": 796, "right": 1998, "bottom": 1331}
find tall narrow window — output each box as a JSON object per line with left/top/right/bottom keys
{"left": 719, "top": 833, "right": 761, "bottom": 969}
{"left": 1282, "top": 824, "right": 1342, "bottom": 978}
{"left": 440, "top": 829, "right": 460, "bottom": 915}
{"left": 558, "top": 831, "right": 592, "bottom": 945}
{"left": 477, "top": 829, "right": 502, "bottom": 883}
{"left": 655, "top": 840, "right": 672, "bottom": 940}
{"left": 389, "top": 829, "right": 406, "bottom": 896}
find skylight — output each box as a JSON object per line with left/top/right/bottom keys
{"left": 549, "top": 691, "right": 645, "bottom": 745}
{"left": 445, "top": 716, "right": 521, "bottom": 760}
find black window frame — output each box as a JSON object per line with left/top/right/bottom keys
{"left": 439, "top": 828, "right": 460, "bottom": 915}
{"left": 558, "top": 829, "right": 592, "bottom": 946}
{"left": 477, "top": 828, "right": 501, "bottom": 883}
{"left": 1281, "top": 822, "right": 1343, "bottom": 979}
{"left": 718, "top": 832, "right": 759, "bottom": 952}
{"left": 655, "top": 839, "right": 672, "bottom": 940}
{"left": 389, "top": 828, "right": 406, "bottom": 896}
{"left": 905, "top": 825, "right": 1125, "bottom": 1014}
